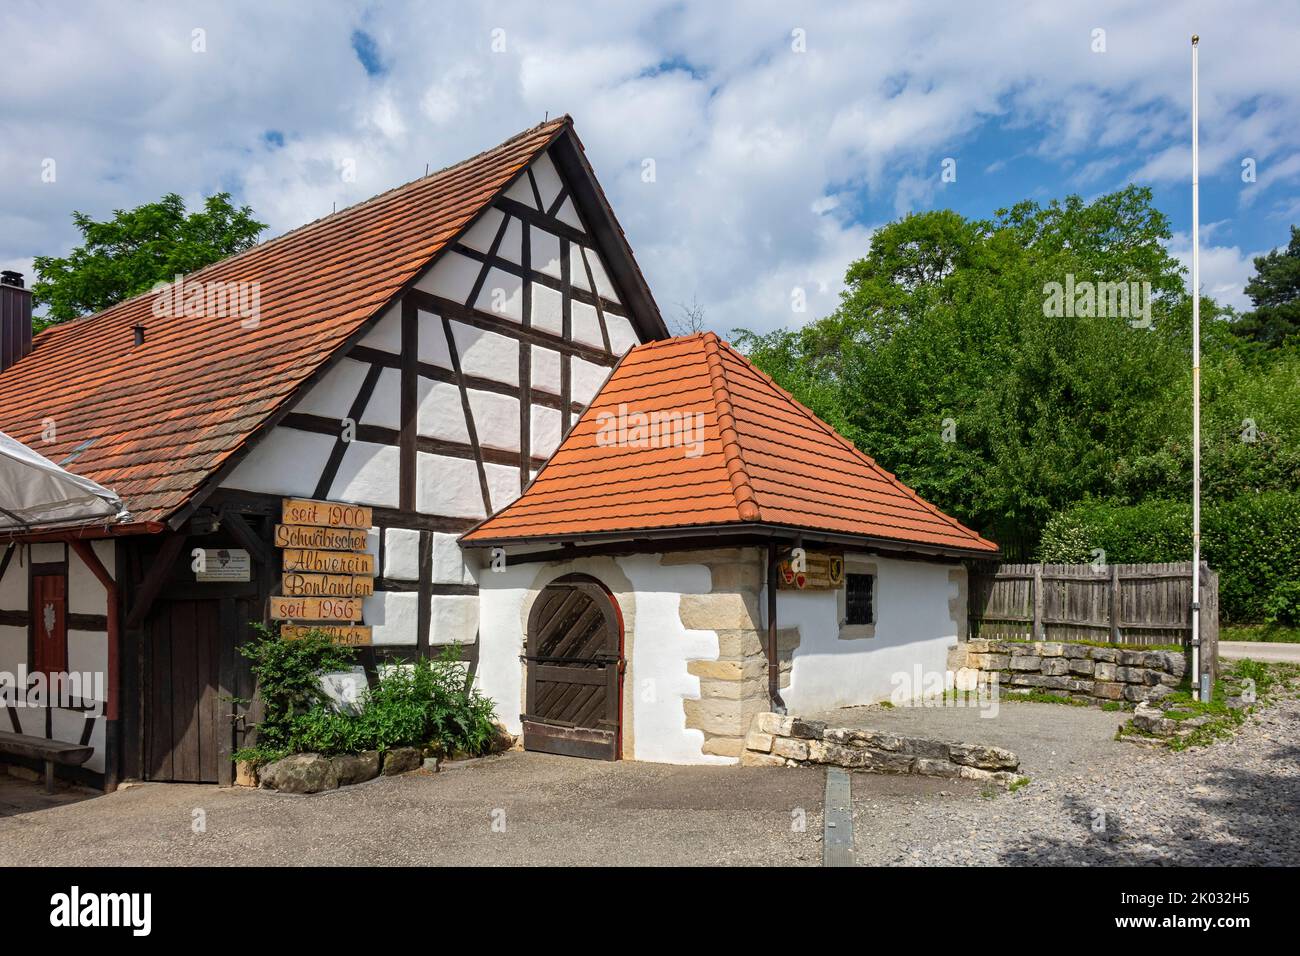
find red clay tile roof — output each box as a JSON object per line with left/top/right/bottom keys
{"left": 463, "top": 332, "right": 998, "bottom": 555}
{"left": 0, "top": 118, "right": 573, "bottom": 528}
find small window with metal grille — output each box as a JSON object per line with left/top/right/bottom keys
{"left": 845, "top": 573, "right": 874, "bottom": 626}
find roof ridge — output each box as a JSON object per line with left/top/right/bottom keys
{"left": 716, "top": 338, "right": 991, "bottom": 547}
{"left": 701, "top": 332, "right": 761, "bottom": 522}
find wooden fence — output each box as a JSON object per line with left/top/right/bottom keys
{"left": 968, "top": 561, "right": 1218, "bottom": 678}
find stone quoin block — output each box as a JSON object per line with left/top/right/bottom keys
{"left": 677, "top": 592, "right": 762, "bottom": 631}
{"left": 701, "top": 738, "right": 745, "bottom": 758}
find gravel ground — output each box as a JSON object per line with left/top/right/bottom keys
{"left": 846, "top": 694, "right": 1300, "bottom": 866}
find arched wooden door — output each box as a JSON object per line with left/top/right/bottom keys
{"left": 522, "top": 574, "right": 624, "bottom": 760}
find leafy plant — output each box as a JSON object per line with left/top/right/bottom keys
{"left": 235, "top": 632, "right": 499, "bottom": 766}
{"left": 1264, "top": 579, "right": 1300, "bottom": 627}
{"left": 232, "top": 624, "right": 358, "bottom": 765}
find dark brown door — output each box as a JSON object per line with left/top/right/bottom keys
{"left": 145, "top": 600, "right": 223, "bottom": 782}
{"left": 31, "top": 572, "right": 68, "bottom": 675}
{"left": 523, "top": 575, "right": 623, "bottom": 760}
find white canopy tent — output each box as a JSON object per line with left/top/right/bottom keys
{"left": 0, "top": 430, "right": 128, "bottom": 532}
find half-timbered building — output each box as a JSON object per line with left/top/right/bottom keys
{"left": 0, "top": 117, "right": 996, "bottom": 789}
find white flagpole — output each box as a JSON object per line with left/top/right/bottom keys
{"left": 1190, "top": 34, "right": 1202, "bottom": 700}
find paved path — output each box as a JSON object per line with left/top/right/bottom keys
{"left": 0, "top": 751, "right": 954, "bottom": 867}
{"left": 1220, "top": 641, "right": 1300, "bottom": 663}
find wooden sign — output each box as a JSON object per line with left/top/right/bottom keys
{"left": 282, "top": 549, "right": 375, "bottom": 575}
{"left": 270, "top": 596, "right": 364, "bottom": 622}
{"left": 281, "top": 624, "right": 373, "bottom": 646}
{"left": 281, "top": 573, "right": 375, "bottom": 597}
{"left": 777, "top": 551, "right": 845, "bottom": 590}
{"left": 282, "top": 498, "right": 372, "bottom": 530}
{"left": 195, "top": 548, "right": 251, "bottom": 582}
{"left": 275, "top": 524, "right": 369, "bottom": 551}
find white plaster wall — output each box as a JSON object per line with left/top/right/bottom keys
{"left": 384, "top": 528, "right": 420, "bottom": 581}
{"left": 416, "top": 250, "right": 479, "bottom": 302}
{"left": 472, "top": 268, "right": 523, "bottom": 323}
{"left": 468, "top": 390, "right": 520, "bottom": 452}
{"left": 357, "top": 305, "right": 402, "bottom": 353}
{"left": 294, "top": 357, "right": 370, "bottom": 420}
{"left": 570, "top": 300, "right": 604, "bottom": 349}
{"left": 530, "top": 226, "right": 563, "bottom": 279}
{"left": 531, "top": 405, "right": 562, "bottom": 458}
{"left": 530, "top": 346, "right": 561, "bottom": 394}
{"left": 416, "top": 452, "right": 483, "bottom": 518}
{"left": 69, "top": 540, "right": 115, "bottom": 616}
{"left": 361, "top": 367, "right": 402, "bottom": 429}
{"left": 767, "top": 555, "right": 961, "bottom": 712}
{"left": 329, "top": 441, "right": 400, "bottom": 508}
{"left": 451, "top": 322, "right": 519, "bottom": 385}
{"left": 221, "top": 426, "right": 335, "bottom": 497}
{"left": 530, "top": 283, "right": 563, "bottom": 335}
{"left": 460, "top": 207, "right": 504, "bottom": 254}
{"left": 571, "top": 357, "right": 612, "bottom": 405}
{"left": 531, "top": 153, "right": 564, "bottom": 210}
{"left": 364, "top": 591, "right": 418, "bottom": 646}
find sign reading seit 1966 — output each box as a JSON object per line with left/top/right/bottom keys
{"left": 281, "top": 498, "right": 373, "bottom": 530}
{"left": 270, "top": 596, "right": 364, "bottom": 622}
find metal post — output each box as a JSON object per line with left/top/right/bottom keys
{"left": 1190, "top": 35, "right": 1202, "bottom": 700}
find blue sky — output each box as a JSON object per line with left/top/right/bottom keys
{"left": 2, "top": 1, "right": 1297, "bottom": 332}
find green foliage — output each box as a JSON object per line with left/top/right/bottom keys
{"left": 734, "top": 186, "right": 1195, "bottom": 557}
{"left": 1234, "top": 225, "right": 1300, "bottom": 347}
{"left": 233, "top": 629, "right": 499, "bottom": 766}
{"left": 1037, "top": 492, "right": 1300, "bottom": 622}
{"left": 1264, "top": 580, "right": 1300, "bottom": 627}
{"left": 232, "top": 625, "right": 357, "bottom": 764}
{"left": 293, "top": 648, "right": 498, "bottom": 758}
{"left": 32, "top": 192, "right": 264, "bottom": 326}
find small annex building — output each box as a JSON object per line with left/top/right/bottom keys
{"left": 461, "top": 332, "right": 997, "bottom": 763}
{"left": 0, "top": 117, "right": 995, "bottom": 788}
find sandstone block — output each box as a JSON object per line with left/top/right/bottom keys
{"left": 744, "top": 731, "right": 774, "bottom": 753}
{"left": 771, "top": 737, "right": 810, "bottom": 761}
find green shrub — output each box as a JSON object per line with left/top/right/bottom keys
{"left": 232, "top": 625, "right": 358, "bottom": 765}
{"left": 1264, "top": 580, "right": 1300, "bottom": 627}
{"left": 235, "top": 630, "right": 499, "bottom": 765}
{"left": 1037, "top": 491, "right": 1300, "bottom": 623}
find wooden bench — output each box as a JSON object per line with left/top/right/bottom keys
{"left": 0, "top": 732, "right": 94, "bottom": 793}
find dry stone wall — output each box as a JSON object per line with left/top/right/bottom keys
{"left": 740, "top": 712, "right": 1026, "bottom": 788}
{"left": 963, "top": 638, "right": 1189, "bottom": 704}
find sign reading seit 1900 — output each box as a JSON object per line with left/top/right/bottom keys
{"left": 281, "top": 498, "right": 372, "bottom": 530}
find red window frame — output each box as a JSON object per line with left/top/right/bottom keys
{"left": 31, "top": 569, "right": 68, "bottom": 676}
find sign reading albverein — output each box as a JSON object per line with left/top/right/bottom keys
{"left": 282, "top": 549, "right": 375, "bottom": 575}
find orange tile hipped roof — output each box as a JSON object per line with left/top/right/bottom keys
{"left": 0, "top": 117, "right": 571, "bottom": 528}
{"left": 464, "top": 332, "right": 998, "bottom": 556}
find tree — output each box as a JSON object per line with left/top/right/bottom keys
{"left": 32, "top": 192, "right": 265, "bottom": 326}
{"left": 672, "top": 296, "right": 708, "bottom": 336}
{"left": 734, "top": 186, "right": 1195, "bottom": 555}
{"left": 1234, "top": 225, "right": 1300, "bottom": 347}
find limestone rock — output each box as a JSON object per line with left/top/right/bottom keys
{"left": 260, "top": 754, "right": 339, "bottom": 794}
{"left": 949, "top": 742, "right": 1020, "bottom": 771}
{"left": 330, "top": 751, "right": 380, "bottom": 786}
{"left": 381, "top": 746, "right": 422, "bottom": 775}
